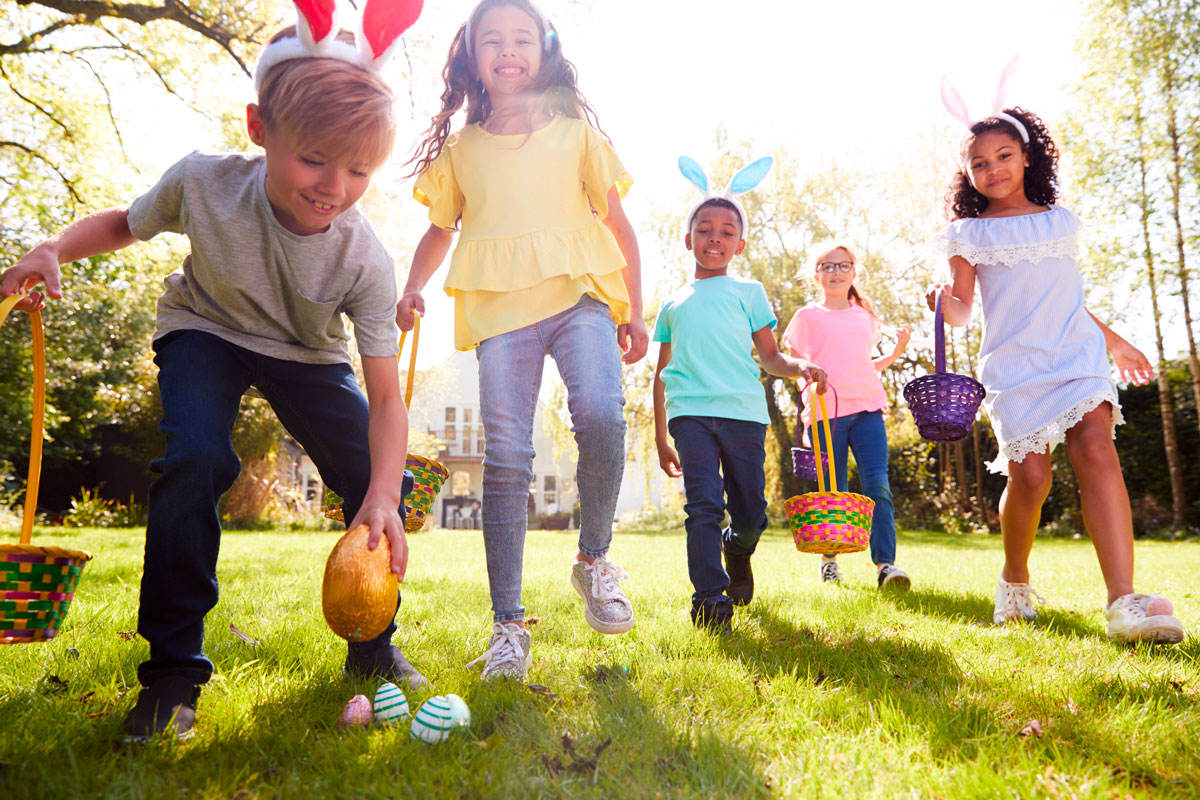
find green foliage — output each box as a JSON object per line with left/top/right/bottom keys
{"left": 62, "top": 486, "right": 145, "bottom": 528}
{"left": 1, "top": 527, "right": 1198, "bottom": 797}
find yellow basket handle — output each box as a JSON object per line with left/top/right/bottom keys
{"left": 809, "top": 386, "right": 836, "bottom": 494}
{"left": 0, "top": 294, "right": 45, "bottom": 546}
{"left": 398, "top": 311, "right": 420, "bottom": 408}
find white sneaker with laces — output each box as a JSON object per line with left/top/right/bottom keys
{"left": 993, "top": 577, "right": 1045, "bottom": 625}
{"left": 466, "top": 622, "right": 532, "bottom": 681}
{"left": 1106, "top": 593, "right": 1184, "bottom": 644}
{"left": 571, "top": 557, "right": 634, "bottom": 634}
{"left": 820, "top": 560, "right": 842, "bottom": 584}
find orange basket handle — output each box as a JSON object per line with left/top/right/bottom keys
{"left": 0, "top": 294, "right": 45, "bottom": 546}
{"left": 397, "top": 311, "right": 420, "bottom": 408}
{"left": 809, "top": 386, "right": 836, "bottom": 494}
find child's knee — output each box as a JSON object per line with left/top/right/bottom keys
{"left": 1007, "top": 461, "right": 1052, "bottom": 499}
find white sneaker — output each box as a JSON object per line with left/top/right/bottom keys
{"left": 571, "top": 557, "right": 634, "bottom": 634}
{"left": 820, "top": 560, "right": 842, "bottom": 584}
{"left": 993, "top": 577, "right": 1044, "bottom": 625}
{"left": 466, "top": 622, "right": 532, "bottom": 681}
{"left": 1106, "top": 593, "right": 1184, "bottom": 644}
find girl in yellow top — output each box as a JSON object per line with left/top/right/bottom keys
{"left": 399, "top": 0, "right": 647, "bottom": 682}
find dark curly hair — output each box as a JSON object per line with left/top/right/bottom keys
{"left": 944, "top": 107, "right": 1059, "bottom": 220}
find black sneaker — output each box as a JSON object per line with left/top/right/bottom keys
{"left": 344, "top": 644, "right": 430, "bottom": 690}
{"left": 690, "top": 599, "right": 733, "bottom": 635}
{"left": 877, "top": 565, "right": 912, "bottom": 592}
{"left": 121, "top": 676, "right": 200, "bottom": 741}
{"left": 723, "top": 547, "right": 754, "bottom": 606}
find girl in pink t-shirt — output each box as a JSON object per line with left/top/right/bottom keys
{"left": 782, "top": 242, "right": 911, "bottom": 590}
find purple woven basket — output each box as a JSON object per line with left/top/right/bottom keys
{"left": 792, "top": 385, "right": 837, "bottom": 481}
{"left": 902, "top": 290, "right": 985, "bottom": 442}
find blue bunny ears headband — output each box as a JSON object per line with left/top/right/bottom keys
{"left": 679, "top": 156, "right": 774, "bottom": 238}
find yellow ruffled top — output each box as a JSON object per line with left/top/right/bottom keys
{"left": 413, "top": 115, "right": 633, "bottom": 350}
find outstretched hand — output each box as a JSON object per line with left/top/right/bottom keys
{"left": 2, "top": 248, "right": 63, "bottom": 304}
{"left": 1109, "top": 338, "right": 1155, "bottom": 386}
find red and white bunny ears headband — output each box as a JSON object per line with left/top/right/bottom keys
{"left": 679, "top": 156, "right": 774, "bottom": 238}
{"left": 253, "top": 0, "right": 423, "bottom": 93}
{"left": 940, "top": 56, "right": 1029, "bottom": 149}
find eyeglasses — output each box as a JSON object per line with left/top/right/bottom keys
{"left": 818, "top": 261, "right": 855, "bottom": 273}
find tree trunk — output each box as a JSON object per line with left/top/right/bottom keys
{"left": 1163, "top": 69, "right": 1200, "bottom": 440}
{"left": 1137, "top": 123, "right": 1188, "bottom": 528}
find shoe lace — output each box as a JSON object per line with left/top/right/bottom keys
{"left": 466, "top": 624, "right": 524, "bottom": 669}
{"left": 585, "top": 559, "right": 630, "bottom": 601}
{"left": 1004, "top": 583, "right": 1045, "bottom": 615}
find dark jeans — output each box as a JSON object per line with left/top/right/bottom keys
{"left": 137, "top": 331, "right": 412, "bottom": 687}
{"left": 811, "top": 409, "right": 897, "bottom": 565}
{"left": 668, "top": 416, "right": 768, "bottom": 608}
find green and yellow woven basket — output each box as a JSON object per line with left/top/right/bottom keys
{"left": 2, "top": 294, "right": 93, "bottom": 644}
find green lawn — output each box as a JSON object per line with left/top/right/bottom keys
{"left": 2, "top": 526, "right": 1198, "bottom": 799}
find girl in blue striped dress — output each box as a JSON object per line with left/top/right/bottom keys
{"left": 930, "top": 106, "right": 1184, "bottom": 645}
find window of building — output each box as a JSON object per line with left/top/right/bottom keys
{"left": 464, "top": 409, "right": 472, "bottom": 423}
{"left": 445, "top": 407, "right": 456, "bottom": 423}
{"left": 452, "top": 470, "right": 471, "bottom": 497}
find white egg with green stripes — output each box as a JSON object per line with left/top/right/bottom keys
{"left": 372, "top": 681, "right": 409, "bottom": 726}
{"left": 410, "top": 695, "right": 455, "bottom": 743}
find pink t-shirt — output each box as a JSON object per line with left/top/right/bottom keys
{"left": 782, "top": 303, "right": 888, "bottom": 429}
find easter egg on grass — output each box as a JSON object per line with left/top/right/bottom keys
{"left": 321, "top": 524, "right": 396, "bottom": 642}
{"left": 338, "top": 694, "right": 374, "bottom": 729}
{"left": 411, "top": 695, "right": 457, "bottom": 743}
{"left": 373, "top": 681, "right": 410, "bottom": 725}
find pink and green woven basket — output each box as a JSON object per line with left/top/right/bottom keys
{"left": 786, "top": 387, "right": 874, "bottom": 554}
{"left": 323, "top": 312, "right": 448, "bottom": 532}
{"left": 2, "top": 295, "right": 93, "bottom": 644}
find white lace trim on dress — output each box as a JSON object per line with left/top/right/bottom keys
{"left": 931, "top": 231, "right": 1078, "bottom": 270}
{"left": 987, "top": 389, "right": 1124, "bottom": 475}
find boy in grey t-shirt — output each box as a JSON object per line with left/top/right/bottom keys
{"left": 0, "top": 17, "right": 424, "bottom": 739}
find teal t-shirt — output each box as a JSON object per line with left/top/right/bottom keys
{"left": 653, "top": 275, "right": 777, "bottom": 424}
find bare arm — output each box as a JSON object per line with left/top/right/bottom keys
{"left": 353, "top": 354, "right": 411, "bottom": 580}
{"left": 754, "top": 326, "right": 827, "bottom": 392}
{"left": 396, "top": 223, "right": 455, "bottom": 332}
{"left": 1087, "top": 310, "right": 1155, "bottom": 385}
{"left": 1, "top": 207, "right": 137, "bottom": 304}
{"left": 602, "top": 188, "right": 648, "bottom": 365}
{"left": 652, "top": 342, "right": 681, "bottom": 477}
{"left": 873, "top": 325, "right": 911, "bottom": 371}
{"left": 925, "top": 255, "right": 976, "bottom": 327}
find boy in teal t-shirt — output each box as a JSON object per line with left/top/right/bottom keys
{"left": 653, "top": 198, "right": 826, "bottom": 632}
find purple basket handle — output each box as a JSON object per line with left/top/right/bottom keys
{"left": 934, "top": 287, "right": 946, "bottom": 375}
{"left": 796, "top": 382, "right": 838, "bottom": 447}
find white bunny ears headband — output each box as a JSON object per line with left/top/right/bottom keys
{"left": 940, "top": 56, "right": 1029, "bottom": 151}
{"left": 679, "top": 156, "right": 774, "bottom": 238}
{"left": 253, "top": 0, "right": 423, "bottom": 93}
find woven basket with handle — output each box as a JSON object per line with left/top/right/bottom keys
{"left": 902, "top": 288, "right": 985, "bottom": 442}
{"left": 1, "top": 295, "right": 93, "bottom": 644}
{"left": 785, "top": 387, "right": 874, "bottom": 555}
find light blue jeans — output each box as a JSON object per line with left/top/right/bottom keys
{"left": 476, "top": 296, "right": 627, "bottom": 623}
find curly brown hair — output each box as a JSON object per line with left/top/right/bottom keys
{"left": 405, "top": 0, "right": 607, "bottom": 178}
{"left": 943, "top": 107, "right": 1059, "bottom": 220}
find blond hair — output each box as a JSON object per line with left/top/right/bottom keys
{"left": 808, "top": 240, "right": 878, "bottom": 322}
{"left": 256, "top": 27, "right": 396, "bottom": 170}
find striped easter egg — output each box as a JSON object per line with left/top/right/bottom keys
{"left": 410, "top": 695, "right": 455, "bottom": 743}
{"left": 372, "top": 682, "right": 409, "bottom": 725}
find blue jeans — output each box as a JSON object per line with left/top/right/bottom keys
{"left": 811, "top": 409, "right": 897, "bottom": 565}
{"left": 137, "top": 331, "right": 412, "bottom": 686}
{"left": 668, "top": 416, "right": 768, "bottom": 607}
{"left": 476, "top": 296, "right": 626, "bottom": 623}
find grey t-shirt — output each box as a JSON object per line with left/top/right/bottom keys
{"left": 127, "top": 152, "right": 399, "bottom": 364}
